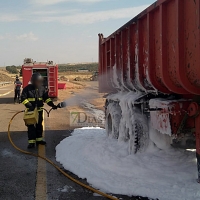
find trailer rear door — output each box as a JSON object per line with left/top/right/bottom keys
{"left": 48, "top": 66, "right": 58, "bottom": 98}
{"left": 22, "top": 66, "right": 32, "bottom": 87}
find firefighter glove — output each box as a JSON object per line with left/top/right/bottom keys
{"left": 25, "top": 102, "right": 33, "bottom": 109}
{"left": 52, "top": 105, "right": 57, "bottom": 110}
{"left": 28, "top": 106, "right": 35, "bottom": 112}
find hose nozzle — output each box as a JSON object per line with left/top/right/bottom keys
{"left": 57, "top": 102, "right": 67, "bottom": 108}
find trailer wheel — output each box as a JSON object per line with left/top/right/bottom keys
{"left": 105, "top": 101, "right": 121, "bottom": 139}
{"left": 129, "top": 112, "right": 149, "bottom": 154}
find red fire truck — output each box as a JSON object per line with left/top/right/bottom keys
{"left": 22, "top": 58, "right": 58, "bottom": 98}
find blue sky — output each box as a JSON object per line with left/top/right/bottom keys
{"left": 0, "top": 0, "right": 155, "bottom": 66}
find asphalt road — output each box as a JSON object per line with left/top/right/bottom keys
{"left": 0, "top": 85, "right": 37, "bottom": 200}
{"left": 0, "top": 85, "right": 152, "bottom": 200}
{"left": 0, "top": 84, "right": 13, "bottom": 96}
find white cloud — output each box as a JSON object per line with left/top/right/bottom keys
{"left": 32, "top": 10, "right": 59, "bottom": 15}
{"left": 32, "top": 9, "right": 79, "bottom": 16}
{"left": 0, "top": 34, "right": 11, "bottom": 40}
{"left": 16, "top": 32, "right": 39, "bottom": 41}
{"left": 34, "top": 5, "right": 148, "bottom": 25}
{"left": 32, "top": 0, "right": 105, "bottom": 5}
{"left": 0, "top": 14, "right": 21, "bottom": 22}
{"left": 0, "top": 4, "right": 148, "bottom": 25}
{"left": 0, "top": 32, "right": 38, "bottom": 41}
{"left": 0, "top": 35, "right": 5, "bottom": 40}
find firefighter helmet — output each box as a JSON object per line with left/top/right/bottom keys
{"left": 31, "top": 73, "right": 43, "bottom": 83}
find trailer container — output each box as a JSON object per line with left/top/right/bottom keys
{"left": 22, "top": 58, "right": 58, "bottom": 98}
{"left": 99, "top": 0, "right": 200, "bottom": 181}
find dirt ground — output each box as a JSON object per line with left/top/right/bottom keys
{"left": 63, "top": 81, "right": 105, "bottom": 110}
{"left": 59, "top": 71, "right": 93, "bottom": 81}
{"left": 54, "top": 81, "right": 105, "bottom": 130}
{"left": 0, "top": 71, "right": 14, "bottom": 82}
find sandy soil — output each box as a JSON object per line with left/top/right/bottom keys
{"left": 0, "top": 71, "right": 14, "bottom": 82}
{"left": 59, "top": 72, "right": 93, "bottom": 81}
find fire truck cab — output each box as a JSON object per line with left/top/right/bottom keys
{"left": 22, "top": 58, "right": 58, "bottom": 98}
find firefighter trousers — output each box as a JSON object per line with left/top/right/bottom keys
{"left": 27, "top": 111, "right": 43, "bottom": 143}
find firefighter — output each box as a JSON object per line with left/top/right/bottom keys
{"left": 21, "top": 73, "right": 57, "bottom": 149}
{"left": 14, "top": 77, "right": 22, "bottom": 103}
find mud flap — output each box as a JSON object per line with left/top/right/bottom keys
{"left": 188, "top": 102, "right": 200, "bottom": 183}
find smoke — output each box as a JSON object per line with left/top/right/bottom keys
{"left": 64, "top": 90, "right": 100, "bottom": 107}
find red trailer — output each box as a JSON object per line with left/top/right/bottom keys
{"left": 22, "top": 58, "right": 58, "bottom": 98}
{"left": 99, "top": 0, "right": 200, "bottom": 181}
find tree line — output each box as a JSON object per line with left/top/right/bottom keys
{"left": 6, "top": 63, "right": 98, "bottom": 74}
{"left": 58, "top": 63, "right": 98, "bottom": 72}
{"left": 6, "top": 65, "right": 20, "bottom": 74}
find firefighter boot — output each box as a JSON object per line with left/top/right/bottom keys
{"left": 27, "top": 143, "right": 35, "bottom": 149}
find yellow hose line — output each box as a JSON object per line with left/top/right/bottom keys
{"left": 8, "top": 111, "right": 118, "bottom": 200}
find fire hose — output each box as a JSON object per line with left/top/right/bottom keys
{"left": 7, "top": 108, "right": 118, "bottom": 200}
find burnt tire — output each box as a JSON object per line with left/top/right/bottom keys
{"left": 129, "top": 110, "right": 149, "bottom": 154}
{"left": 105, "top": 100, "right": 121, "bottom": 139}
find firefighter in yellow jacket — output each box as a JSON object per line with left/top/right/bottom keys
{"left": 21, "top": 73, "right": 57, "bottom": 148}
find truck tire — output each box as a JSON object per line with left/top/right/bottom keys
{"left": 105, "top": 101, "right": 121, "bottom": 139}
{"left": 129, "top": 110, "right": 149, "bottom": 154}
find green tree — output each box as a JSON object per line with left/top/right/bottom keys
{"left": 6, "top": 65, "right": 18, "bottom": 74}
{"left": 19, "top": 69, "right": 22, "bottom": 76}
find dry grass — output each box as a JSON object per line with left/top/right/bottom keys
{"left": 59, "top": 71, "right": 93, "bottom": 81}
{"left": 0, "top": 69, "right": 15, "bottom": 82}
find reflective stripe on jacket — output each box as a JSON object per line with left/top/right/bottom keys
{"left": 21, "top": 84, "right": 53, "bottom": 109}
